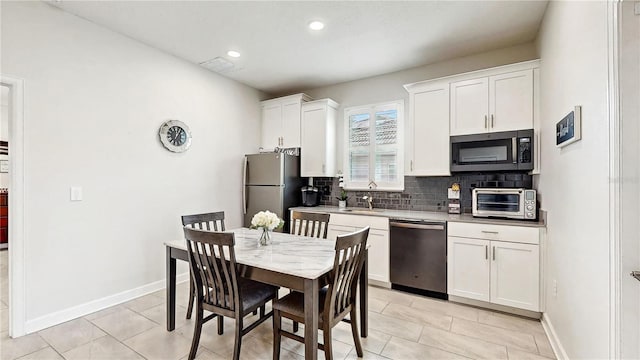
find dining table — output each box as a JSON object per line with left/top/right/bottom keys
{"left": 165, "top": 227, "right": 368, "bottom": 360}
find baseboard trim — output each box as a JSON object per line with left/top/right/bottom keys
{"left": 24, "top": 272, "right": 190, "bottom": 334}
{"left": 541, "top": 313, "right": 569, "bottom": 360}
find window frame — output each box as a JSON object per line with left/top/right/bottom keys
{"left": 343, "top": 99, "right": 405, "bottom": 191}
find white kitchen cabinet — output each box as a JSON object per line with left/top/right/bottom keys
{"left": 450, "top": 77, "right": 489, "bottom": 136}
{"left": 450, "top": 68, "right": 534, "bottom": 136}
{"left": 447, "top": 221, "right": 541, "bottom": 312}
{"left": 260, "top": 93, "right": 312, "bottom": 150}
{"left": 403, "top": 81, "right": 450, "bottom": 176}
{"left": 490, "top": 241, "right": 539, "bottom": 310}
{"left": 301, "top": 99, "right": 338, "bottom": 177}
{"left": 327, "top": 213, "right": 389, "bottom": 284}
{"left": 447, "top": 237, "right": 490, "bottom": 302}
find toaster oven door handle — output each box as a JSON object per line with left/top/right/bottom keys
{"left": 512, "top": 137, "right": 517, "bottom": 164}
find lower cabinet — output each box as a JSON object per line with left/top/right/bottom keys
{"left": 447, "top": 222, "right": 541, "bottom": 312}
{"left": 327, "top": 214, "right": 389, "bottom": 284}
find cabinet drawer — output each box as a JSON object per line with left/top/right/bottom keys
{"left": 448, "top": 222, "right": 539, "bottom": 244}
{"left": 329, "top": 213, "right": 389, "bottom": 230}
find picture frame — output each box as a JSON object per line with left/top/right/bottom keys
{"left": 556, "top": 106, "right": 582, "bottom": 148}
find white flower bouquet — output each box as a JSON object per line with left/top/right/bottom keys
{"left": 250, "top": 210, "right": 284, "bottom": 231}
{"left": 250, "top": 210, "right": 284, "bottom": 246}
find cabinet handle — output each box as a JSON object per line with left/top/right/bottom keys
{"left": 492, "top": 246, "right": 496, "bottom": 261}
{"left": 322, "top": 164, "right": 325, "bottom": 173}
{"left": 481, "top": 230, "right": 499, "bottom": 234}
{"left": 410, "top": 160, "right": 414, "bottom": 171}
{"left": 491, "top": 114, "right": 494, "bottom": 128}
{"left": 484, "top": 115, "right": 488, "bottom": 128}
{"left": 485, "top": 245, "right": 488, "bottom": 260}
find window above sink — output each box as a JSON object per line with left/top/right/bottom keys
{"left": 343, "top": 100, "right": 405, "bottom": 191}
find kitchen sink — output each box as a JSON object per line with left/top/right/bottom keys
{"left": 339, "top": 208, "right": 386, "bottom": 215}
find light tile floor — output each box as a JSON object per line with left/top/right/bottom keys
{"left": 0, "top": 250, "right": 555, "bottom": 359}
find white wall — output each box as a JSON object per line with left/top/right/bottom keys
{"left": 536, "top": 2, "right": 611, "bottom": 358}
{"left": 1, "top": 1, "right": 263, "bottom": 329}
{"left": 619, "top": 2, "right": 640, "bottom": 358}
{"left": 298, "top": 43, "right": 538, "bottom": 174}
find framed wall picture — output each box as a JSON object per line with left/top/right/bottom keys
{"left": 556, "top": 106, "right": 582, "bottom": 148}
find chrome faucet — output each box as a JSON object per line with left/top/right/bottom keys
{"left": 363, "top": 193, "right": 374, "bottom": 210}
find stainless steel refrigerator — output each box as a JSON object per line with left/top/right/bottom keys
{"left": 243, "top": 153, "right": 304, "bottom": 232}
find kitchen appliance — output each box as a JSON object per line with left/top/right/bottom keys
{"left": 243, "top": 153, "right": 305, "bottom": 232}
{"left": 472, "top": 188, "right": 537, "bottom": 220}
{"left": 301, "top": 186, "right": 320, "bottom": 207}
{"left": 389, "top": 219, "right": 447, "bottom": 299}
{"left": 450, "top": 129, "right": 534, "bottom": 172}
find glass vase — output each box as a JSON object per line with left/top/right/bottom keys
{"left": 258, "top": 228, "right": 271, "bottom": 246}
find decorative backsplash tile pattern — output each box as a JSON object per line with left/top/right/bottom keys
{"left": 313, "top": 173, "right": 532, "bottom": 214}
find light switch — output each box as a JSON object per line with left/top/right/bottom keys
{"left": 70, "top": 186, "right": 83, "bottom": 201}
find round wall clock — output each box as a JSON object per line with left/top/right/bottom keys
{"left": 159, "top": 120, "right": 192, "bottom": 152}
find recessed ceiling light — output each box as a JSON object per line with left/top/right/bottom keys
{"left": 308, "top": 21, "right": 325, "bottom": 31}
{"left": 227, "top": 50, "right": 241, "bottom": 58}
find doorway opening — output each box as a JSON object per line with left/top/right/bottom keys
{"left": 0, "top": 75, "right": 25, "bottom": 337}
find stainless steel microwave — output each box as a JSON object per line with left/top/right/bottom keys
{"left": 450, "top": 129, "right": 534, "bottom": 172}
{"left": 472, "top": 188, "right": 537, "bottom": 220}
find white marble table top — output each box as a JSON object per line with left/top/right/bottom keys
{"left": 165, "top": 228, "right": 337, "bottom": 280}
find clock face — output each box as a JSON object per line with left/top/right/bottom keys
{"left": 167, "top": 126, "right": 187, "bottom": 146}
{"left": 159, "top": 120, "right": 191, "bottom": 152}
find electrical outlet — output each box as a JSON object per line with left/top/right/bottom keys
{"left": 552, "top": 279, "right": 558, "bottom": 297}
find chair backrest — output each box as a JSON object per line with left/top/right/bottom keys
{"left": 324, "top": 226, "right": 369, "bottom": 324}
{"left": 182, "top": 211, "right": 226, "bottom": 231}
{"left": 183, "top": 227, "right": 239, "bottom": 316}
{"left": 290, "top": 211, "right": 330, "bottom": 239}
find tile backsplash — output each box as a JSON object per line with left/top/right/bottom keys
{"left": 312, "top": 173, "right": 532, "bottom": 214}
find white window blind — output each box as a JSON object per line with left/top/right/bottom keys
{"left": 344, "top": 100, "right": 404, "bottom": 191}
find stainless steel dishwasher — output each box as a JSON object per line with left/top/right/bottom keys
{"left": 389, "top": 219, "right": 447, "bottom": 298}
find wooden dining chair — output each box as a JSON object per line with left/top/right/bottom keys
{"left": 289, "top": 211, "right": 330, "bottom": 238}
{"left": 272, "top": 226, "right": 370, "bottom": 360}
{"left": 184, "top": 227, "right": 278, "bottom": 360}
{"left": 289, "top": 211, "right": 331, "bottom": 332}
{"left": 181, "top": 211, "right": 226, "bottom": 323}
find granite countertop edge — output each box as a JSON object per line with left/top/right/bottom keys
{"left": 289, "top": 206, "right": 546, "bottom": 228}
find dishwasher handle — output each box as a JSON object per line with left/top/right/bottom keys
{"left": 390, "top": 222, "right": 445, "bottom": 231}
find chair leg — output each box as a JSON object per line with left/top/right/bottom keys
{"left": 188, "top": 305, "right": 204, "bottom": 360}
{"left": 232, "top": 316, "right": 243, "bottom": 360}
{"left": 272, "top": 309, "right": 281, "bottom": 360}
{"left": 186, "top": 278, "right": 195, "bottom": 319}
{"left": 349, "top": 308, "right": 363, "bottom": 357}
{"left": 260, "top": 305, "right": 265, "bottom": 317}
{"left": 323, "top": 326, "right": 333, "bottom": 360}
{"left": 217, "top": 315, "right": 224, "bottom": 335}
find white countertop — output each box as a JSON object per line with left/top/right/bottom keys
{"left": 289, "top": 206, "right": 546, "bottom": 228}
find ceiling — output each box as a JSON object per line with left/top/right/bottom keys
{"left": 49, "top": 1, "right": 548, "bottom": 95}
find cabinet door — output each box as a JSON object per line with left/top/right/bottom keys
{"left": 368, "top": 229, "right": 390, "bottom": 283}
{"left": 281, "top": 101, "right": 302, "bottom": 148}
{"left": 301, "top": 100, "right": 336, "bottom": 177}
{"left": 410, "top": 84, "right": 451, "bottom": 176}
{"left": 261, "top": 104, "right": 282, "bottom": 149}
{"left": 490, "top": 241, "right": 539, "bottom": 311}
{"left": 447, "top": 236, "right": 490, "bottom": 302}
{"left": 450, "top": 77, "right": 489, "bottom": 135}
{"left": 489, "top": 70, "right": 533, "bottom": 132}
{"left": 327, "top": 224, "right": 355, "bottom": 241}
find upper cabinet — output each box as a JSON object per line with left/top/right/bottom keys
{"left": 301, "top": 99, "right": 339, "bottom": 177}
{"left": 404, "top": 60, "right": 540, "bottom": 176}
{"left": 260, "top": 93, "right": 312, "bottom": 150}
{"left": 450, "top": 68, "right": 534, "bottom": 136}
{"left": 403, "top": 81, "right": 451, "bottom": 176}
